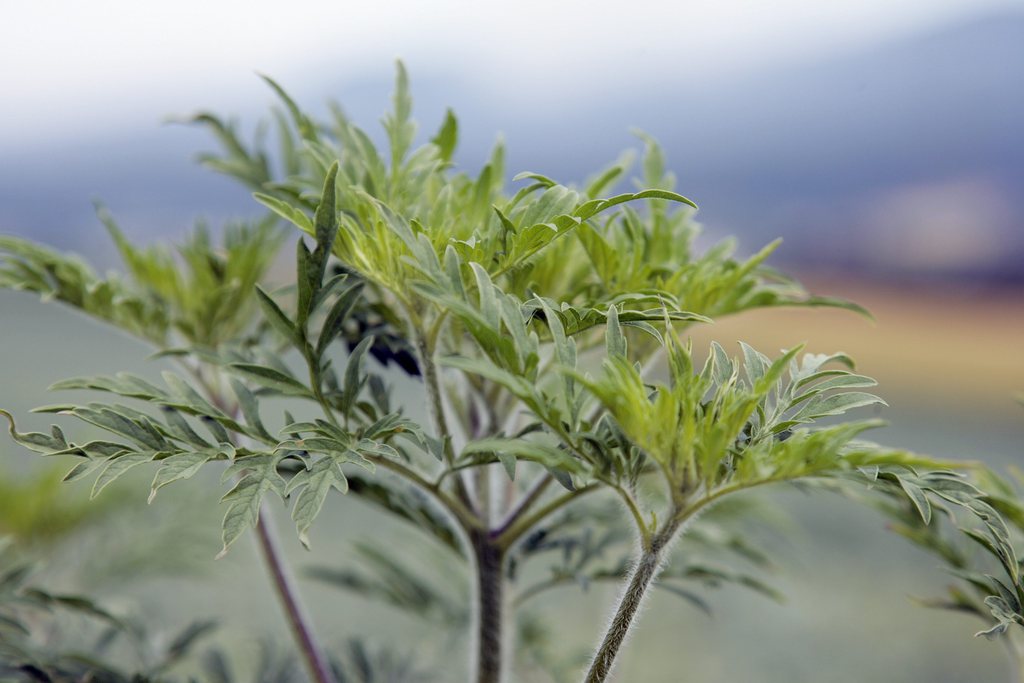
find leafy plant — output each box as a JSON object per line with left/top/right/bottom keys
{"left": 828, "top": 461, "right": 1024, "bottom": 676}
{"left": 1, "top": 62, "right": 1018, "bottom": 683}
{"left": 0, "top": 536, "right": 217, "bottom": 682}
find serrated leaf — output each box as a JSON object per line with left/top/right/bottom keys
{"left": 288, "top": 455, "right": 350, "bottom": 549}
{"left": 217, "top": 455, "right": 286, "bottom": 558}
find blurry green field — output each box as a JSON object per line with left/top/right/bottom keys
{"left": 2, "top": 288, "right": 1021, "bottom": 682}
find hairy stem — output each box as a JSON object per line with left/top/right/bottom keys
{"left": 472, "top": 531, "right": 506, "bottom": 683}
{"left": 584, "top": 515, "right": 684, "bottom": 683}
{"left": 255, "top": 505, "right": 337, "bottom": 683}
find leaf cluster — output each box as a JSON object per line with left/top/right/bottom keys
{"left": 843, "top": 465, "right": 1024, "bottom": 640}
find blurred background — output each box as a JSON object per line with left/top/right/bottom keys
{"left": 1, "top": 1, "right": 1022, "bottom": 681}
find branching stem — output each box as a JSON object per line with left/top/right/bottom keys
{"left": 583, "top": 476, "right": 786, "bottom": 682}
{"left": 584, "top": 512, "right": 684, "bottom": 683}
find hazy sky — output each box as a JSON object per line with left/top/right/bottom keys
{"left": 1, "top": 0, "right": 1016, "bottom": 149}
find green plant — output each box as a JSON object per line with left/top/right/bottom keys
{"left": 831, "top": 462, "right": 1024, "bottom": 677}
{"left": 2, "top": 62, "right": 1018, "bottom": 683}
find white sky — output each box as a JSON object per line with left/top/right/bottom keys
{"left": 0, "top": 0, "right": 1016, "bottom": 147}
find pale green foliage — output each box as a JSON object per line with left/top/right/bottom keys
{"left": 191, "top": 65, "right": 864, "bottom": 326}
{"left": 1, "top": 60, "right": 1019, "bottom": 682}
{"left": 0, "top": 216, "right": 283, "bottom": 348}
{"left": 841, "top": 465, "right": 1024, "bottom": 642}
{"left": 575, "top": 333, "right": 916, "bottom": 494}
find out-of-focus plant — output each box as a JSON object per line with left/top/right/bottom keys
{"left": 831, "top": 446, "right": 1024, "bottom": 680}
{"left": 0, "top": 536, "right": 217, "bottom": 681}
{"left": 1, "top": 62, "right": 1018, "bottom": 683}
{"left": 0, "top": 466, "right": 115, "bottom": 545}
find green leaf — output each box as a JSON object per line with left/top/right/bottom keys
{"left": 441, "top": 356, "right": 541, "bottom": 413}
{"left": 897, "top": 477, "right": 933, "bottom": 525}
{"left": 463, "top": 438, "right": 584, "bottom": 474}
{"left": 92, "top": 451, "right": 156, "bottom": 498}
{"left": 512, "top": 171, "right": 557, "bottom": 187}
{"left": 255, "top": 286, "right": 300, "bottom": 346}
{"left": 227, "top": 364, "right": 314, "bottom": 398}
{"left": 218, "top": 454, "right": 286, "bottom": 558}
{"left": 316, "top": 281, "right": 365, "bottom": 357}
{"left": 311, "top": 162, "right": 340, "bottom": 285}
{"left": 254, "top": 193, "right": 313, "bottom": 235}
{"left": 259, "top": 74, "right": 317, "bottom": 141}
{"left": 161, "top": 407, "right": 212, "bottom": 449}
{"left": 230, "top": 378, "right": 273, "bottom": 442}
{"left": 286, "top": 454, "right": 350, "bottom": 549}
{"left": 791, "top": 391, "right": 887, "bottom": 423}
{"left": 149, "top": 450, "right": 217, "bottom": 502}
{"left": 605, "top": 305, "right": 627, "bottom": 359}
{"left": 296, "top": 238, "right": 316, "bottom": 326}
{"left": 573, "top": 189, "right": 697, "bottom": 221}
{"left": 0, "top": 409, "right": 68, "bottom": 453}
{"left": 341, "top": 336, "right": 374, "bottom": 416}
{"left": 431, "top": 108, "right": 458, "bottom": 162}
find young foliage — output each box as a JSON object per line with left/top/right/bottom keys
{"left": 1, "top": 60, "right": 1018, "bottom": 683}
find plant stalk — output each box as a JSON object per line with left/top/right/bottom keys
{"left": 255, "top": 505, "right": 337, "bottom": 683}
{"left": 414, "top": 329, "right": 473, "bottom": 508}
{"left": 471, "top": 531, "right": 505, "bottom": 683}
{"left": 584, "top": 515, "right": 684, "bottom": 683}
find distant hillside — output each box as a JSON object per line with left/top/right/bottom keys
{"left": 2, "top": 11, "right": 1021, "bottom": 280}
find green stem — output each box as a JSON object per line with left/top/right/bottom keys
{"left": 583, "top": 513, "right": 685, "bottom": 683}
{"left": 609, "top": 483, "right": 651, "bottom": 547}
{"left": 582, "top": 476, "right": 786, "bottom": 683}
{"left": 416, "top": 333, "right": 454, "bottom": 462}
{"left": 304, "top": 346, "right": 344, "bottom": 430}
{"left": 414, "top": 327, "right": 473, "bottom": 508}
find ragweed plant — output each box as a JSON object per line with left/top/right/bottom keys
{"left": 2, "top": 62, "right": 1019, "bottom": 683}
